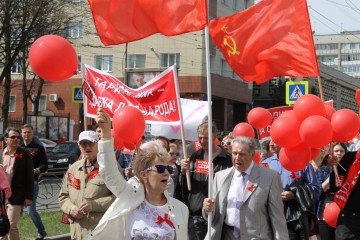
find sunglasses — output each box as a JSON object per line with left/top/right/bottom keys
{"left": 8, "top": 136, "right": 20, "bottom": 139}
{"left": 169, "top": 152, "right": 180, "bottom": 157}
{"left": 222, "top": 142, "right": 231, "bottom": 146}
{"left": 144, "top": 165, "right": 174, "bottom": 174}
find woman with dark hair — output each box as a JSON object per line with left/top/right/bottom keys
{"left": 329, "top": 142, "right": 360, "bottom": 240}
{"left": 87, "top": 109, "right": 188, "bottom": 240}
{"left": 311, "top": 143, "right": 347, "bottom": 240}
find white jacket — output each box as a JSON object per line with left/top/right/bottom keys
{"left": 85, "top": 139, "right": 189, "bottom": 240}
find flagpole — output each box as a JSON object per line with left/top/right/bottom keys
{"left": 317, "top": 76, "right": 324, "bottom": 101}
{"left": 204, "top": 25, "right": 214, "bottom": 239}
{"left": 172, "top": 65, "right": 191, "bottom": 191}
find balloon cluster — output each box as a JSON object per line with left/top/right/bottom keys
{"left": 270, "top": 94, "right": 359, "bottom": 172}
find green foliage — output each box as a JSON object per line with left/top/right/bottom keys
{"left": 18, "top": 211, "right": 69, "bottom": 240}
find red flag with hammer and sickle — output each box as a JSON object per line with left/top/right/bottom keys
{"left": 209, "top": 0, "right": 319, "bottom": 84}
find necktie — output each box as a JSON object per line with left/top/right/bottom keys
{"left": 234, "top": 172, "right": 247, "bottom": 238}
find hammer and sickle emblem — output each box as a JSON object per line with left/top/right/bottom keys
{"left": 223, "top": 36, "right": 240, "bottom": 56}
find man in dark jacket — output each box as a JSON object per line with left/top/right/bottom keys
{"left": 21, "top": 124, "right": 48, "bottom": 240}
{"left": 180, "top": 121, "right": 232, "bottom": 240}
{"left": 1, "top": 127, "right": 34, "bottom": 240}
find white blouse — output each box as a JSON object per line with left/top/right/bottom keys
{"left": 127, "top": 200, "right": 175, "bottom": 240}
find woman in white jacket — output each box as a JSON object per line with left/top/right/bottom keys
{"left": 86, "top": 108, "right": 189, "bottom": 240}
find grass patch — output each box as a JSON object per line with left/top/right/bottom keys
{"left": 19, "top": 211, "right": 69, "bottom": 240}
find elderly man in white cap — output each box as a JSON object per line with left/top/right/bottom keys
{"left": 59, "top": 130, "right": 116, "bottom": 240}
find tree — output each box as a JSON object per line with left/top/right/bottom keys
{"left": 0, "top": 0, "right": 83, "bottom": 130}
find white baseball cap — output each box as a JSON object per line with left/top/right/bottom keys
{"left": 78, "top": 130, "right": 99, "bottom": 143}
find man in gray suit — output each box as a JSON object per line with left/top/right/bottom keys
{"left": 203, "top": 136, "right": 288, "bottom": 240}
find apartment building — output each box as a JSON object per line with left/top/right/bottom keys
{"left": 314, "top": 31, "right": 360, "bottom": 79}
{"left": 4, "top": 0, "right": 255, "bottom": 140}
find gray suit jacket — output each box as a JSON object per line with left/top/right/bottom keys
{"left": 205, "top": 163, "right": 289, "bottom": 240}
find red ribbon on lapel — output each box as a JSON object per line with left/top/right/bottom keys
{"left": 290, "top": 172, "right": 301, "bottom": 181}
{"left": 14, "top": 153, "right": 23, "bottom": 159}
{"left": 247, "top": 184, "right": 255, "bottom": 192}
{"left": 30, "top": 151, "right": 36, "bottom": 156}
{"left": 156, "top": 213, "right": 173, "bottom": 228}
{"left": 86, "top": 169, "right": 99, "bottom": 179}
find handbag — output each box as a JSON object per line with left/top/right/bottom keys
{"left": 0, "top": 190, "right": 10, "bottom": 236}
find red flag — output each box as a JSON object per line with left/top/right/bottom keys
{"left": 88, "top": 0, "right": 208, "bottom": 46}
{"left": 83, "top": 65, "right": 181, "bottom": 123}
{"left": 209, "top": 0, "right": 319, "bottom": 84}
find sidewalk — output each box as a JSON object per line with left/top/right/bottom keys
{"left": 45, "top": 234, "right": 70, "bottom": 240}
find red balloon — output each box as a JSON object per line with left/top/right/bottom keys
{"left": 324, "top": 202, "right": 341, "bottom": 228}
{"left": 294, "top": 94, "right": 326, "bottom": 122}
{"left": 113, "top": 106, "right": 145, "bottom": 144}
{"left": 279, "top": 147, "right": 311, "bottom": 172}
{"left": 111, "top": 129, "right": 124, "bottom": 150}
{"left": 300, "top": 116, "right": 333, "bottom": 148}
{"left": 278, "top": 110, "right": 297, "bottom": 120}
{"left": 331, "top": 109, "right": 360, "bottom": 142}
{"left": 29, "top": 35, "right": 78, "bottom": 81}
{"left": 247, "top": 107, "right": 273, "bottom": 129}
{"left": 254, "top": 151, "right": 261, "bottom": 164}
{"left": 233, "top": 122, "right": 255, "bottom": 138}
{"left": 270, "top": 116, "right": 302, "bottom": 148}
{"left": 324, "top": 104, "right": 336, "bottom": 121}
{"left": 123, "top": 141, "right": 135, "bottom": 150}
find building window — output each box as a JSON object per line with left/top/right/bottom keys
{"left": 11, "top": 59, "right": 21, "bottom": 74}
{"left": 95, "top": 55, "right": 113, "bottom": 72}
{"left": 68, "top": 21, "right": 83, "bottom": 38}
{"left": 221, "top": 0, "right": 229, "bottom": 5}
{"left": 210, "top": 56, "right": 216, "bottom": 73}
{"left": 32, "top": 95, "right": 46, "bottom": 112}
{"left": 245, "top": 0, "right": 251, "bottom": 9}
{"left": 127, "top": 54, "right": 146, "bottom": 68}
{"left": 10, "top": 25, "right": 22, "bottom": 40}
{"left": 233, "top": 0, "right": 240, "bottom": 10}
{"left": 316, "top": 43, "right": 338, "bottom": 50}
{"left": 9, "top": 96, "right": 16, "bottom": 112}
{"left": 220, "top": 59, "right": 226, "bottom": 76}
{"left": 77, "top": 56, "right": 82, "bottom": 72}
{"left": 160, "top": 53, "right": 180, "bottom": 68}
{"left": 253, "top": 83, "right": 260, "bottom": 96}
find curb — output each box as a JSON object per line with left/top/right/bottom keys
{"left": 45, "top": 234, "right": 71, "bottom": 240}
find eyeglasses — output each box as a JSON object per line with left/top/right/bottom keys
{"left": 8, "top": 136, "right": 20, "bottom": 139}
{"left": 144, "top": 165, "right": 174, "bottom": 174}
{"left": 169, "top": 152, "right": 180, "bottom": 157}
{"left": 222, "top": 142, "right": 231, "bottom": 146}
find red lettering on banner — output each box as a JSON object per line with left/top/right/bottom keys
{"left": 196, "top": 159, "right": 208, "bottom": 174}
{"left": 67, "top": 173, "right": 80, "bottom": 190}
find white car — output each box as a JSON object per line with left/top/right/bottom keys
{"left": 39, "top": 138, "right": 57, "bottom": 152}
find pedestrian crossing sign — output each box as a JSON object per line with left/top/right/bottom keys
{"left": 286, "top": 81, "right": 309, "bottom": 105}
{"left": 72, "top": 85, "right": 83, "bottom": 103}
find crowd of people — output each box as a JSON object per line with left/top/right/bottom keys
{"left": 0, "top": 109, "right": 359, "bottom": 240}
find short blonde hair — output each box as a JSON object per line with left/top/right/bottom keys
{"left": 132, "top": 141, "right": 171, "bottom": 179}
{"left": 222, "top": 135, "right": 234, "bottom": 143}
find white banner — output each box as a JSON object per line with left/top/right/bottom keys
{"left": 149, "top": 98, "right": 208, "bottom": 141}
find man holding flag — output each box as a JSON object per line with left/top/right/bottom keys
{"left": 180, "top": 121, "right": 232, "bottom": 239}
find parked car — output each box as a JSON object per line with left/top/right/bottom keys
{"left": 39, "top": 138, "right": 57, "bottom": 152}
{"left": 47, "top": 142, "right": 81, "bottom": 170}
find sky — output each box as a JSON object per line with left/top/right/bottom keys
{"left": 307, "top": 0, "right": 360, "bottom": 35}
